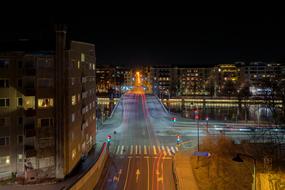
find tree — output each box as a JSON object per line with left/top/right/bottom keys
{"left": 221, "top": 80, "right": 237, "bottom": 97}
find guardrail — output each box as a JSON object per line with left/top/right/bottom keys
{"left": 66, "top": 143, "right": 109, "bottom": 190}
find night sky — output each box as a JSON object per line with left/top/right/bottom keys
{"left": 1, "top": 16, "right": 285, "bottom": 67}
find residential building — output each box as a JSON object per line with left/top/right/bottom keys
{"left": 0, "top": 28, "right": 96, "bottom": 180}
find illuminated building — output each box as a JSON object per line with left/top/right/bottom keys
{"left": 0, "top": 28, "right": 96, "bottom": 180}
{"left": 209, "top": 64, "right": 240, "bottom": 96}
{"left": 178, "top": 68, "right": 210, "bottom": 96}
{"left": 151, "top": 66, "right": 173, "bottom": 98}
{"left": 243, "top": 62, "right": 283, "bottom": 95}
{"left": 96, "top": 65, "right": 115, "bottom": 96}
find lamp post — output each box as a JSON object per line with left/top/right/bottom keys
{"left": 232, "top": 153, "right": 256, "bottom": 190}
{"left": 195, "top": 109, "right": 200, "bottom": 152}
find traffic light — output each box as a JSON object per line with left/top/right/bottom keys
{"left": 172, "top": 117, "right": 176, "bottom": 122}
{"left": 176, "top": 135, "right": 181, "bottom": 144}
{"left": 107, "top": 135, "right": 111, "bottom": 143}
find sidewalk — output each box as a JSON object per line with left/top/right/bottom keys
{"left": 173, "top": 151, "right": 199, "bottom": 190}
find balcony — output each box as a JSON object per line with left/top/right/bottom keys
{"left": 24, "top": 108, "right": 36, "bottom": 117}
{"left": 23, "top": 88, "right": 35, "bottom": 96}
{"left": 25, "top": 145, "right": 37, "bottom": 158}
{"left": 24, "top": 68, "right": 36, "bottom": 76}
{"left": 24, "top": 123, "right": 36, "bottom": 137}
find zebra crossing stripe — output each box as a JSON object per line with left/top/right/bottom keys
{"left": 144, "top": 145, "right": 147, "bottom": 155}
{"left": 153, "top": 145, "right": 157, "bottom": 155}
{"left": 175, "top": 146, "right": 179, "bottom": 151}
{"left": 166, "top": 146, "right": 171, "bottom": 156}
{"left": 171, "top": 146, "right": 176, "bottom": 154}
{"left": 135, "top": 145, "right": 138, "bottom": 154}
{"left": 139, "top": 145, "right": 141, "bottom": 154}
{"left": 161, "top": 146, "right": 167, "bottom": 156}
{"left": 157, "top": 146, "right": 161, "bottom": 153}
{"left": 130, "top": 145, "right": 133, "bottom": 155}
{"left": 120, "top": 145, "right": 124, "bottom": 155}
{"left": 116, "top": 145, "right": 120, "bottom": 155}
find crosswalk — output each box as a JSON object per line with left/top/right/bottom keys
{"left": 112, "top": 144, "right": 179, "bottom": 157}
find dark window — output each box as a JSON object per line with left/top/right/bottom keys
{"left": 18, "top": 117, "right": 23, "bottom": 125}
{"left": 18, "top": 61, "right": 23, "bottom": 68}
{"left": 18, "top": 98, "right": 23, "bottom": 106}
{"left": 0, "top": 118, "right": 5, "bottom": 126}
{"left": 0, "top": 137, "right": 5, "bottom": 145}
{"left": 18, "top": 79, "right": 22, "bottom": 88}
{"left": 0, "top": 60, "right": 9, "bottom": 68}
{"left": 18, "top": 136, "right": 23, "bottom": 144}
{"left": 41, "top": 119, "right": 50, "bottom": 127}
{"left": 0, "top": 80, "right": 9, "bottom": 88}
{"left": 0, "top": 99, "right": 9, "bottom": 107}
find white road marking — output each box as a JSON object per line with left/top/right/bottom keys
{"left": 116, "top": 145, "right": 120, "bottom": 155}
{"left": 171, "top": 146, "right": 176, "bottom": 154}
{"left": 175, "top": 146, "right": 179, "bottom": 151}
{"left": 166, "top": 146, "right": 171, "bottom": 156}
{"left": 161, "top": 146, "right": 167, "bottom": 156}
{"left": 153, "top": 145, "right": 157, "bottom": 155}
{"left": 120, "top": 145, "right": 124, "bottom": 155}
{"left": 123, "top": 158, "right": 131, "bottom": 190}
{"left": 157, "top": 146, "right": 161, "bottom": 153}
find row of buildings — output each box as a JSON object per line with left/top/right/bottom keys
{"left": 0, "top": 28, "right": 96, "bottom": 180}
{"left": 96, "top": 62, "right": 285, "bottom": 98}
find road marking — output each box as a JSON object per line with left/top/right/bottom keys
{"left": 166, "top": 146, "right": 171, "bottom": 156}
{"left": 130, "top": 145, "right": 133, "bottom": 155}
{"left": 161, "top": 146, "right": 167, "bottom": 156}
{"left": 139, "top": 145, "right": 141, "bottom": 154}
{"left": 171, "top": 146, "right": 176, "bottom": 154}
{"left": 123, "top": 158, "right": 131, "bottom": 190}
{"left": 144, "top": 145, "right": 147, "bottom": 155}
{"left": 135, "top": 145, "right": 138, "bottom": 154}
{"left": 136, "top": 169, "right": 140, "bottom": 183}
{"left": 153, "top": 145, "right": 157, "bottom": 155}
{"left": 116, "top": 145, "right": 120, "bottom": 155}
{"left": 175, "top": 146, "right": 179, "bottom": 151}
{"left": 157, "top": 146, "right": 161, "bottom": 153}
{"left": 120, "top": 145, "right": 124, "bottom": 155}
{"left": 113, "top": 169, "right": 122, "bottom": 183}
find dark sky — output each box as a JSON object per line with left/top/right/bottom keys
{"left": 1, "top": 16, "right": 285, "bottom": 67}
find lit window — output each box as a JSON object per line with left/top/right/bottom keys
{"left": 77, "top": 61, "right": 80, "bottom": 69}
{"left": 18, "top": 154, "right": 23, "bottom": 162}
{"left": 71, "top": 95, "right": 76, "bottom": 105}
{"left": 38, "top": 98, "right": 54, "bottom": 108}
{"left": 72, "top": 149, "right": 76, "bottom": 160}
{"left": 72, "top": 113, "right": 75, "bottom": 122}
{"left": 81, "top": 53, "right": 85, "bottom": 62}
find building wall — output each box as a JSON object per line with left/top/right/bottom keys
{"left": 0, "top": 40, "right": 96, "bottom": 179}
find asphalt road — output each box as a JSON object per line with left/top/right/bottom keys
{"left": 97, "top": 92, "right": 176, "bottom": 190}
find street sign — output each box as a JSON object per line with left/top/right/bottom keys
{"left": 193, "top": 151, "right": 211, "bottom": 157}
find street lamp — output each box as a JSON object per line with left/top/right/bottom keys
{"left": 232, "top": 153, "right": 256, "bottom": 190}
{"left": 195, "top": 109, "right": 200, "bottom": 152}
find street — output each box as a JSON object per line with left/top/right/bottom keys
{"left": 97, "top": 90, "right": 176, "bottom": 190}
